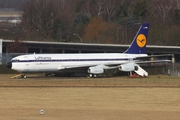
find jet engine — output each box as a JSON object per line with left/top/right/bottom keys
{"left": 119, "top": 63, "right": 138, "bottom": 72}
{"left": 88, "top": 66, "right": 104, "bottom": 74}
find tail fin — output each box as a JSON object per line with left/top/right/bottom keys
{"left": 124, "top": 23, "right": 150, "bottom": 54}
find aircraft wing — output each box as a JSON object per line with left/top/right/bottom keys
{"left": 135, "top": 59, "right": 171, "bottom": 64}
{"left": 135, "top": 54, "right": 172, "bottom": 64}
{"left": 136, "top": 54, "right": 173, "bottom": 58}
{"left": 136, "top": 54, "right": 173, "bottom": 61}
{"left": 58, "top": 54, "right": 172, "bottom": 76}
{"left": 57, "top": 58, "right": 171, "bottom": 71}
{"left": 58, "top": 64, "right": 95, "bottom": 70}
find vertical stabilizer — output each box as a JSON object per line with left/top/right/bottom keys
{"left": 124, "top": 23, "right": 150, "bottom": 54}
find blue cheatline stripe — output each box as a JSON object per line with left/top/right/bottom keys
{"left": 12, "top": 58, "right": 138, "bottom": 63}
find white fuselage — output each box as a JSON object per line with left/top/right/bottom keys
{"left": 10, "top": 53, "right": 148, "bottom": 73}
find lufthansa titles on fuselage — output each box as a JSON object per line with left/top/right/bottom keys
{"left": 34, "top": 56, "right": 51, "bottom": 60}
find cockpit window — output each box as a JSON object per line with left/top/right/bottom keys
{"left": 12, "top": 59, "right": 20, "bottom": 62}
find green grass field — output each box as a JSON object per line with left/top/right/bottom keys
{"left": 0, "top": 74, "right": 179, "bottom": 87}
{"left": 0, "top": 74, "right": 180, "bottom": 119}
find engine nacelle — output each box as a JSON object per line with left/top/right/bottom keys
{"left": 88, "top": 66, "right": 104, "bottom": 74}
{"left": 119, "top": 63, "right": 138, "bottom": 72}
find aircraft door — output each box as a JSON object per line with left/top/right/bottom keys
{"left": 23, "top": 56, "right": 30, "bottom": 72}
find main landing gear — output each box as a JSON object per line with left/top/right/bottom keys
{"left": 88, "top": 74, "right": 97, "bottom": 78}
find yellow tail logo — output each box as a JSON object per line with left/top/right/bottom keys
{"left": 136, "top": 34, "right": 146, "bottom": 48}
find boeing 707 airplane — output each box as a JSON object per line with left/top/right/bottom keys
{"left": 6, "top": 23, "right": 170, "bottom": 78}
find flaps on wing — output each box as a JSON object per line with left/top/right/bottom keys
{"left": 58, "top": 64, "right": 115, "bottom": 70}
{"left": 135, "top": 54, "right": 172, "bottom": 64}
{"left": 136, "top": 54, "right": 173, "bottom": 59}
{"left": 135, "top": 59, "right": 172, "bottom": 64}
{"left": 58, "top": 64, "right": 90, "bottom": 70}
{"left": 57, "top": 64, "right": 113, "bottom": 71}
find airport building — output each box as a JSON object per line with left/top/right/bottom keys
{"left": 0, "top": 39, "right": 179, "bottom": 76}
{"left": 0, "top": 39, "right": 179, "bottom": 61}
{"left": 0, "top": 8, "right": 22, "bottom": 25}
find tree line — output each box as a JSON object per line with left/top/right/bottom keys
{"left": 1, "top": 0, "right": 180, "bottom": 46}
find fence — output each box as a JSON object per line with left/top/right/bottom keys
{"left": 164, "top": 63, "right": 180, "bottom": 76}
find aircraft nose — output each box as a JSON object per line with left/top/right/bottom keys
{"left": 6, "top": 62, "right": 12, "bottom": 69}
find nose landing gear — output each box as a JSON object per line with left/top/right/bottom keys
{"left": 21, "top": 74, "right": 27, "bottom": 78}
{"left": 11, "top": 74, "right": 27, "bottom": 79}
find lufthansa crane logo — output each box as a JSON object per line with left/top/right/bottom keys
{"left": 136, "top": 34, "right": 146, "bottom": 48}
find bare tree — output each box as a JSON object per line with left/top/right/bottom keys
{"left": 57, "top": 0, "right": 67, "bottom": 12}
{"left": 80, "top": 0, "right": 92, "bottom": 18}
{"left": 176, "top": 0, "right": 180, "bottom": 9}
{"left": 7, "top": 37, "right": 27, "bottom": 53}
{"left": 95, "top": 0, "right": 104, "bottom": 18}
{"left": 154, "top": 0, "right": 175, "bottom": 23}
{"left": 22, "top": 0, "right": 60, "bottom": 40}
{"left": 104, "top": 0, "right": 118, "bottom": 22}
{"left": 79, "top": 0, "right": 104, "bottom": 18}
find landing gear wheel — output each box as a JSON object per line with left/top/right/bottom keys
{"left": 21, "top": 74, "right": 27, "bottom": 78}
{"left": 44, "top": 73, "right": 48, "bottom": 77}
{"left": 88, "top": 74, "right": 97, "bottom": 78}
{"left": 89, "top": 74, "right": 93, "bottom": 78}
